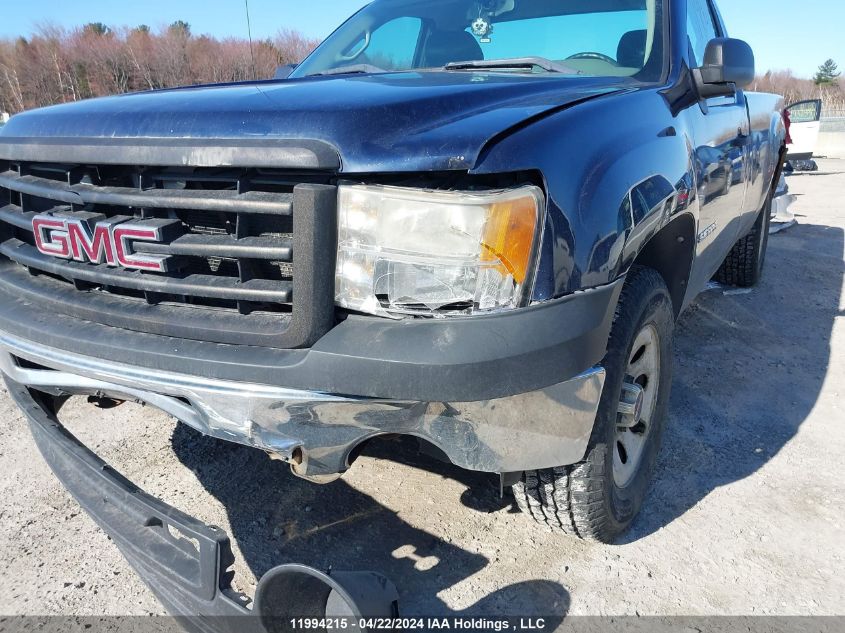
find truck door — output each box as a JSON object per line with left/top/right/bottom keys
{"left": 685, "top": 0, "right": 751, "bottom": 289}
{"left": 786, "top": 99, "right": 822, "bottom": 161}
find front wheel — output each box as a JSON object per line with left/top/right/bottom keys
{"left": 513, "top": 266, "right": 674, "bottom": 542}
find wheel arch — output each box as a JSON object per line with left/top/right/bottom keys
{"left": 626, "top": 212, "right": 697, "bottom": 318}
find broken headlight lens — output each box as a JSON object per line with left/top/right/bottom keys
{"left": 335, "top": 183, "right": 544, "bottom": 317}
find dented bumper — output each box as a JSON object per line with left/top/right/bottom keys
{"left": 0, "top": 332, "right": 605, "bottom": 479}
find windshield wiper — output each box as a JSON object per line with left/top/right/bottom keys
{"left": 306, "top": 64, "right": 388, "bottom": 77}
{"left": 444, "top": 57, "right": 578, "bottom": 75}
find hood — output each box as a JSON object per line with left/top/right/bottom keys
{"left": 0, "top": 72, "right": 626, "bottom": 173}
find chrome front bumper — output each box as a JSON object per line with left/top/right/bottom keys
{"left": 0, "top": 331, "right": 605, "bottom": 480}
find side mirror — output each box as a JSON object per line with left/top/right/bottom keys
{"left": 694, "top": 38, "right": 755, "bottom": 99}
{"left": 274, "top": 63, "right": 297, "bottom": 80}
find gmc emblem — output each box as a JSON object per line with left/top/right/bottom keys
{"left": 32, "top": 214, "right": 180, "bottom": 273}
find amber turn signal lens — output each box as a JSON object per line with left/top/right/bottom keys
{"left": 480, "top": 194, "right": 540, "bottom": 284}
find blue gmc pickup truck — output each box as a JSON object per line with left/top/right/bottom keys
{"left": 0, "top": 0, "right": 786, "bottom": 620}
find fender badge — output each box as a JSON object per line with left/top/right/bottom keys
{"left": 697, "top": 221, "right": 718, "bottom": 243}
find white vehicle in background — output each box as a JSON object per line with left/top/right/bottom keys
{"left": 771, "top": 99, "right": 822, "bottom": 228}
{"left": 0, "top": 113, "right": 10, "bottom": 127}
{"left": 786, "top": 99, "right": 822, "bottom": 161}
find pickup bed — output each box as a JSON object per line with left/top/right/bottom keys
{"left": 0, "top": 0, "right": 786, "bottom": 620}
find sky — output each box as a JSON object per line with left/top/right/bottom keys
{"left": 0, "top": 0, "right": 842, "bottom": 79}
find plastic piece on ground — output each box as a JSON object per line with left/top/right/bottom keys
{"left": 770, "top": 220, "right": 797, "bottom": 235}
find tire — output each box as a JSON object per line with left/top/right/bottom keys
{"left": 714, "top": 191, "right": 772, "bottom": 287}
{"left": 513, "top": 266, "right": 674, "bottom": 543}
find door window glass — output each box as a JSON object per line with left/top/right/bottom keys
{"left": 687, "top": 0, "right": 718, "bottom": 67}
{"left": 787, "top": 100, "right": 822, "bottom": 124}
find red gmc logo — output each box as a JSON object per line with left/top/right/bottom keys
{"left": 32, "top": 214, "right": 177, "bottom": 273}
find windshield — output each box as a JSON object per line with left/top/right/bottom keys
{"left": 292, "top": 0, "right": 666, "bottom": 81}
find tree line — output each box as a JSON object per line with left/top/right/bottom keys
{"left": 0, "top": 22, "right": 319, "bottom": 114}
{"left": 752, "top": 64, "right": 844, "bottom": 114}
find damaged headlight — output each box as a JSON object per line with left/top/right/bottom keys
{"left": 335, "top": 183, "right": 544, "bottom": 318}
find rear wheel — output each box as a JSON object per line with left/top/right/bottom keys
{"left": 513, "top": 266, "right": 674, "bottom": 542}
{"left": 714, "top": 191, "right": 772, "bottom": 287}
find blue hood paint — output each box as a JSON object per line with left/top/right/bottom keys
{"left": 2, "top": 72, "right": 623, "bottom": 173}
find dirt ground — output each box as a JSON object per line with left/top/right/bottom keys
{"left": 0, "top": 160, "right": 843, "bottom": 620}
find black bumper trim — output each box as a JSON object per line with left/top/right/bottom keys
{"left": 5, "top": 379, "right": 258, "bottom": 627}
{"left": 7, "top": 380, "right": 400, "bottom": 631}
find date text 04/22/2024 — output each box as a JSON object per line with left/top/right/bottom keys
{"left": 288, "top": 618, "right": 549, "bottom": 631}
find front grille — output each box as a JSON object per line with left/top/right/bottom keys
{"left": 0, "top": 160, "right": 337, "bottom": 348}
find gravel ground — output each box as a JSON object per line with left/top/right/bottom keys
{"left": 0, "top": 160, "right": 843, "bottom": 620}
